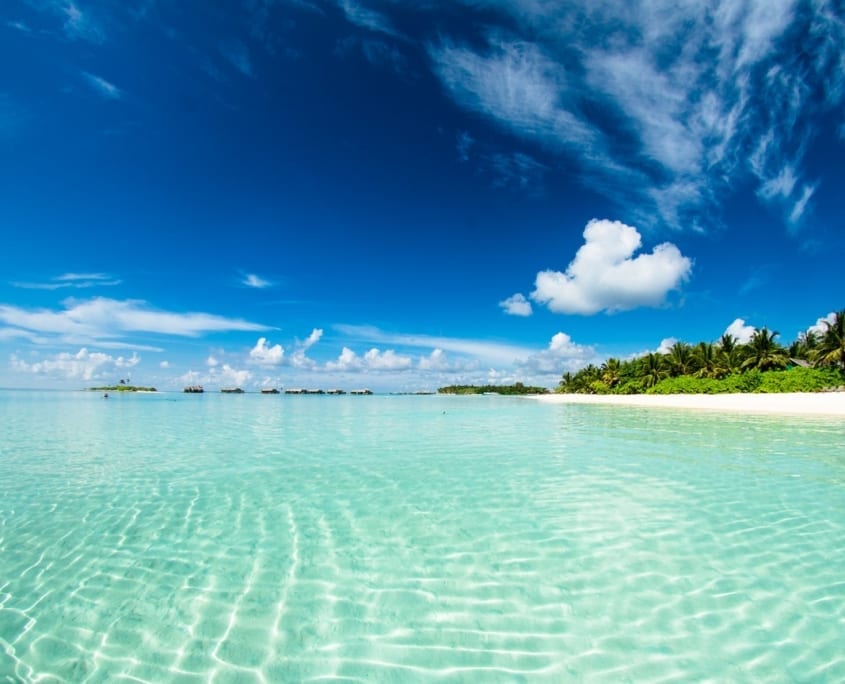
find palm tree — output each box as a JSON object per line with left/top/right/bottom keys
{"left": 693, "top": 342, "right": 720, "bottom": 378}
{"left": 717, "top": 333, "right": 742, "bottom": 375}
{"left": 601, "top": 358, "right": 622, "bottom": 388}
{"left": 667, "top": 341, "right": 695, "bottom": 377}
{"left": 814, "top": 310, "right": 845, "bottom": 372}
{"left": 741, "top": 328, "right": 788, "bottom": 372}
{"left": 641, "top": 353, "right": 667, "bottom": 388}
{"left": 789, "top": 330, "right": 818, "bottom": 361}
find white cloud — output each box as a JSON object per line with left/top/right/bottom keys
{"left": 215, "top": 364, "right": 252, "bottom": 387}
{"left": 418, "top": 348, "right": 449, "bottom": 371}
{"left": 290, "top": 328, "right": 323, "bottom": 368}
{"left": 242, "top": 273, "right": 272, "bottom": 289}
{"left": 338, "top": 0, "right": 400, "bottom": 38}
{"left": 430, "top": 37, "right": 595, "bottom": 152}
{"left": 250, "top": 337, "right": 285, "bottom": 365}
{"left": 0, "top": 297, "right": 271, "bottom": 342}
{"left": 499, "top": 293, "right": 532, "bottom": 316}
{"left": 11, "top": 273, "right": 121, "bottom": 290}
{"left": 63, "top": 2, "right": 105, "bottom": 42}
{"left": 517, "top": 332, "right": 596, "bottom": 373}
{"left": 81, "top": 72, "right": 122, "bottom": 100}
{"left": 12, "top": 348, "right": 139, "bottom": 381}
{"left": 428, "top": 1, "right": 840, "bottom": 231}
{"left": 808, "top": 312, "right": 836, "bottom": 336}
{"left": 656, "top": 337, "right": 677, "bottom": 354}
{"left": 207, "top": 355, "right": 219, "bottom": 367}
{"left": 530, "top": 219, "right": 692, "bottom": 315}
{"left": 325, "top": 346, "right": 412, "bottom": 372}
{"left": 334, "top": 324, "right": 537, "bottom": 366}
{"left": 159, "top": 360, "right": 170, "bottom": 369}
{"left": 724, "top": 318, "right": 756, "bottom": 344}
{"left": 788, "top": 183, "right": 815, "bottom": 227}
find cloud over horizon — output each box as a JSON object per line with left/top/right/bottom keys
{"left": 529, "top": 219, "right": 692, "bottom": 315}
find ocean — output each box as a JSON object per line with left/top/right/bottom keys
{"left": 1, "top": 390, "right": 844, "bottom": 681}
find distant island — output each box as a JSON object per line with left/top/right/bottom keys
{"left": 89, "top": 385, "right": 157, "bottom": 392}
{"left": 438, "top": 383, "right": 549, "bottom": 395}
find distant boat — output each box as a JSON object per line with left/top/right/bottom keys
{"left": 184, "top": 385, "right": 204, "bottom": 393}
{"left": 260, "top": 388, "right": 280, "bottom": 394}
{"left": 221, "top": 387, "right": 245, "bottom": 394}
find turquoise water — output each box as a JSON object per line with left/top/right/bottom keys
{"left": 1, "top": 391, "right": 844, "bottom": 682}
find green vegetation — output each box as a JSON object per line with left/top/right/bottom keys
{"left": 89, "top": 385, "right": 157, "bottom": 392}
{"left": 438, "top": 383, "right": 549, "bottom": 395}
{"left": 558, "top": 309, "right": 845, "bottom": 395}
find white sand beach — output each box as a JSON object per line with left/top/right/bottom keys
{"left": 535, "top": 392, "right": 845, "bottom": 416}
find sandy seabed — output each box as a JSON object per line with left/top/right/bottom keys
{"left": 534, "top": 391, "right": 845, "bottom": 417}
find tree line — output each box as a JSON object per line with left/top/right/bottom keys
{"left": 558, "top": 309, "right": 845, "bottom": 395}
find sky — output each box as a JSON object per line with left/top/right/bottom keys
{"left": 1, "top": 0, "right": 843, "bottom": 392}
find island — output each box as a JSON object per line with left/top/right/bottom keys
{"left": 438, "top": 383, "right": 549, "bottom": 395}
{"left": 89, "top": 385, "right": 157, "bottom": 392}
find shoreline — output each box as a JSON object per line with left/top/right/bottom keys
{"left": 533, "top": 392, "right": 845, "bottom": 417}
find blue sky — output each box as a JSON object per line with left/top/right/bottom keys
{"left": 1, "top": 0, "right": 843, "bottom": 391}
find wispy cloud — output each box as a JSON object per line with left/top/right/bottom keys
{"left": 219, "top": 39, "right": 254, "bottom": 77}
{"left": 5, "top": 20, "right": 32, "bottom": 32}
{"left": 426, "top": 1, "right": 844, "bottom": 231}
{"left": 0, "top": 297, "right": 272, "bottom": 344}
{"left": 334, "top": 324, "right": 539, "bottom": 366}
{"left": 81, "top": 72, "right": 122, "bottom": 100}
{"left": 241, "top": 272, "right": 273, "bottom": 289}
{"left": 337, "top": 0, "right": 401, "bottom": 39}
{"left": 62, "top": 2, "right": 106, "bottom": 43}
{"left": 11, "top": 272, "right": 122, "bottom": 290}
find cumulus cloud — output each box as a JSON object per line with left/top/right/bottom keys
{"left": 724, "top": 318, "right": 756, "bottom": 344}
{"left": 250, "top": 337, "right": 285, "bottom": 365}
{"left": 499, "top": 293, "right": 532, "bottom": 316}
{"left": 326, "top": 346, "right": 412, "bottom": 372}
{"left": 530, "top": 219, "right": 692, "bottom": 315}
{"left": 215, "top": 364, "right": 252, "bottom": 387}
{"left": 290, "top": 328, "right": 323, "bottom": 368}
{"left": 207, "top": 355, "right": 219, "bottom": 367}
{"left": 807, "top": 312, "right": 836, "bottom": 336}
{"left": 12, "top": 348, "right": 139, "bottom": 381}
{"left": 517, "top": 332, "right": 596, "bottom": 373}
{"left": 656, "top": 337, "right": 678, "bottom": 354}
{"left": 160, "top": 360, "right": 170, "bottom": 369}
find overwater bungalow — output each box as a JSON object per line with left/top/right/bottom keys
{"left": 221, "top": 387, "right": 245, "bottom": 393}
{"left": 184, "top": 385, "right": 204, "bottom": 393}
{"left": 285, "top": 388, "right": 305, "bottom": 394}
{"left": 305, "top": 388, "right": 325, "bottom": 394}
{"left": 326, "top": 389, "right": 346, "bottom": 395}
{"left": 260, "top": 388, "right": 280, "bottom": 394}
{"left": 350, "top": 388, "right": 373, "bottom": 395}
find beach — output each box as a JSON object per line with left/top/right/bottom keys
{"left": 535, "top": 391, "right": 845, "bottom": 416}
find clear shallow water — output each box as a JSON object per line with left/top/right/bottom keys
{"left": 1, "top": 391, "right": 844, "bottom": 682}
